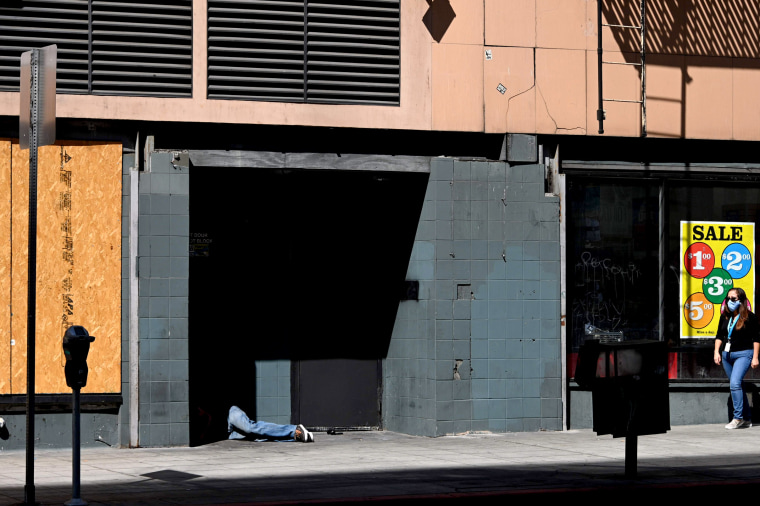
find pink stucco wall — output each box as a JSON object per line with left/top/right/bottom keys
{"left": 0, "top": 0, "right": 757, "bottom": 140}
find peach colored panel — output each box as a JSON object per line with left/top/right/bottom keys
{"left": 432, "top": 44, "right": 485, "bottom": 132}
{"left": 435, "top": 0, "right": 484, "bottom": 45}
{"left": 192, "top": 0, "right": 208, "bottom": 99}
{"left": 536, "top": 0, "right": 588, "bottom": 50}
{"left": 683, "top": 57, "right": 733, "bottom": 140}
{"left": 485, "top": 0, "right": 536, "bottom": 48}
{"left": 535, "top": 48, "right": 587, "bottom": 135}
{"left": 732, "top": 59, "right": 760, "bottom": 141}
{"left": 645, "top": 54, "right": 686, "bottom": 138}
{"left": 586, "top": 49, "right": 643, "bottom": 138}
{"left": 484, "top": 46, "right": 536, "bottom": 134}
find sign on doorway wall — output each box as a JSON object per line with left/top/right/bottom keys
{"left": 680, "top": 221, "right": 755, "bottom": 339}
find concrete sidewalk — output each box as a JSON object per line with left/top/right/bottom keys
{"left": 1, "top": 424, "right": 759, "bottom": 505}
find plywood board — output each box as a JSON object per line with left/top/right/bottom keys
{"left": 0, "top": 140, "right": 10, "bottom": 394}
{"left": 10, "top": 142, "right": 31, "bottom": 394}
{"left": 63, "top": 143, "right": 122, "bottom": 394}
{"left": 8, "top": 142, "right": 122, "bottom": 394}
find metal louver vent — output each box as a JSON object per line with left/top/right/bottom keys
{"left": 0, "top": 0, "right": 192, "bottom": 97}
{"left": 208, "top": 0, "right": 400, "bottom": 106}
{"left": 0, "top": 0, "right": 89, "bottom": 93}
{"left": 92, "top": 0, "right": 192, "bottom": 97}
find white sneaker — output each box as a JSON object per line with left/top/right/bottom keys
{"left": 725, "top": 418, "right": 751, "bottom": 429}
{"left": 295, "top": 424, "right": 311, "bottom": 442}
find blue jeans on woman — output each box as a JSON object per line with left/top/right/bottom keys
{"left": 722, "top": 349, "right": 754, "bottom": 421}
{"left": 227, "top": 405, "right": 297, "bottom": 441}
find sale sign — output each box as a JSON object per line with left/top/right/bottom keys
{"left": 680, "top": 221, "right": 755, "bottom": 339}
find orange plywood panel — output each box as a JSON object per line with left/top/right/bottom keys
{"left": 535, "top": 48, "right": 587, "bottom": 135}
{"left": 484, "top": 46, "right": 536, "bottom": 134}
{"left": 9, "top": 142, "right": 121, "bottom": 394}
{"left": 10, "top": 145, "right": 69, "bottom": 393}
{"left": 432, "top": 43, "right": 485, "bottom": 132}
{"left": 64, "top": 143, "right": 122, "bottom": 394}
{"left": 536, "top": 0, "right": 588, "bottom": 50}
{"left": 586, "top": 49, "right": 643, "bottom": 138}
{"left": 32, "top": 146, "right": 68, "bottom": 393}
{"left": 683, "top": 57, "right": 733, "bottom": 140}
{"left": 733, "top": 59, "right": 760, "bottom": 141}
{"left": 485, "top": 0, "right": 536, "bottom": 48}
{"left": 10, "top": 143, "right": 30, "bottom": 394}
{"left": 645, "top": 54, "right": 686, "bottom": 138}
{"left": 0, "top": 140, "right": 9, "bottom": 394}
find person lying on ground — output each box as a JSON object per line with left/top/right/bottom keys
{"left": 227, "top": 405, "right": 314, "bottom": 442}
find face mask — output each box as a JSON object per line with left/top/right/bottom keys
{"left": 728, "top": 300, "right": 741, "bottom": 312}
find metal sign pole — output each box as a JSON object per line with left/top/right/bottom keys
{"left": 23, "top": 47, "right": 40, "bottom": 506}
{"left": 19, "top": 44, "right": 56, "bottom": 506}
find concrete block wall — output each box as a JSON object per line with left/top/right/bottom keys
{"left": 254, "top": 359, "right": 291, "bottom": 425}
{"left": 383, "top": 157, "right": 562, "bottom": 435}
{"left": 136, "top": 152, "right": 190, "bottom": 446}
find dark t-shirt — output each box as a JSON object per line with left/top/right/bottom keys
{"left": 716, "top": 310, "right": 760, "bottom": 352}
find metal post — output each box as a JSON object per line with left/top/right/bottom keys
{"left": 640, "top": 0, "right": 647, "bottom": 137}
{"left": 66, "top": 388, "right": 87, "bottom": 506}
{"left": 625, "top": 434, "right": 638, "bottom": 478}
{"left": 24, "top": 47, "right": 40, "bottom": 506}
{"left": 597, "top": 0, "right": 604, "bottom": 134}
{"left": 129, "top": 162, "right": 140, "bottom": 448}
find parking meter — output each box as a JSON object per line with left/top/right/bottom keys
{"left": 62, "top": 326, "right": 95, "bottom": 390}
{"left": 63, "top": 325, "right": 95, "bottom": 506}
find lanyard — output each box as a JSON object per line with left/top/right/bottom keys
{"left": 727, "top": 315, "right": 739, "bottom": 339}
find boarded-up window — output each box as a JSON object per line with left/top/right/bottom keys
{"left": 0, "top": 140, "right": 121, "bottom": 394}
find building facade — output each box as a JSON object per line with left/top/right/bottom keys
{"left": 0, "top": 0, "right": 758, "bottom": 448}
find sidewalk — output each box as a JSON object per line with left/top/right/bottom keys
{"left": 1, "top": 424, "right": 759, "bottom": 505}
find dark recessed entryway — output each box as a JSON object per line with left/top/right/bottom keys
{"left": 188, "top": 164, "right": 428, "bottom": 445}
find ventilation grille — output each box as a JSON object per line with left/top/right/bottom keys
{"left": 208, "top": 0, "right": 400, "bottom": 106}
{"left": 0, "top": 0, "right": 89, "bottom": 93}
{"left": 0, "top": 0, "right": 192, "bottom": 97}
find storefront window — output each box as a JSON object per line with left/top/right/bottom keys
{"left": 568, "top": 176, "right": 760, "bottom": 381}
{"left": 567, "top": 178, "right": 660, "bottom": 377}
{"left": 667, "top": 182, "right": 760, "bottom": 380}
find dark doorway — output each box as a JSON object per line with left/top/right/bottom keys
{"left": 188, "top": 165, "right": 428, "bottom": 445}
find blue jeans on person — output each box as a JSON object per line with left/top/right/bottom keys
{"left": 722, "top": 349, "right": 753, "bottom": 421}
{"left": 227, "top": 405, "right": 297, "bottom": 441}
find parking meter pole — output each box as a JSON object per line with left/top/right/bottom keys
{"left": 62, "top": 326, "right": 94, "bottom": 506}
{"left": 66, "top": 386, "right": 86, "bottom": 506}
{"left": 625, "top": 435, "right": 638, "bottom": 478}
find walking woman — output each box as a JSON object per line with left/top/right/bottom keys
{"left": 714, "top": 287, "right": 760, "bottom": 429}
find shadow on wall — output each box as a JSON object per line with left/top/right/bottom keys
{"left": 422, "top": 0, "right": 456, "bottom": 42}
{"left": 606, "top": 0, "right": 760, "bottom": 59}
{"left": 603, "top": 0, "right": 760, "bottom": 137}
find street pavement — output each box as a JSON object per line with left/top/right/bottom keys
{"left": 1, "top": 424, "right": 759, "bottom": 505}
